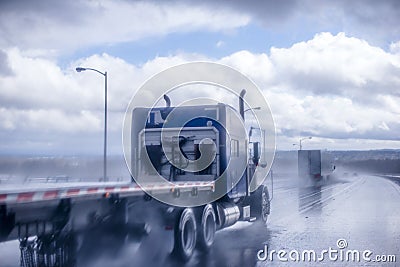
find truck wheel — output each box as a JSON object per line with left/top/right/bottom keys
{"left": 260, "top": 186, "right": 270, "bottom": 224}
{"left": 251, "top": 185, "right": 270, "bottom": 225}
{"left": 196, "top": 204, "right": 216, "bottom": 251}
{"left": 173, "top": 208, "right": 197, "bottom": 261}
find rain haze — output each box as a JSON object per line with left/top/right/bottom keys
{"left": 0, "top": 1, "right": 399, "bottom": 267}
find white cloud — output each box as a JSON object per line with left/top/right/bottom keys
{"left": 0, "top": 0, "right": 250, "bottom": 54}
{"left": 390, "top": 41, "right": 400, "bottom": 54}
{"left": 195, "top": 0, "right": 400, "bottom": 47}
{"left": 0, "top": 108, "right": 101, "bottom": 133}
{"left": 220, "top": 50, "right": 276, "bottom": 86}
{"left": 0, "top": 48, "right": 203, "bottom": 154}
{"left": 269, "top": 32, "right": 400, "bottom": 103}
{"left": 218, "top": 33, "right": 400, "bottom": 145}
{"left": 1, "top": 32, "right": 400, "bottom": 154}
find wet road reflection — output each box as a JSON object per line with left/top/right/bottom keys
{"left": 79, "top": 174, "right": 400, "bottom": 267}
{"left": 1, "top": 174, "right": 399, "bottom": 266}
{"left": 298, "top": 185, "right": 323, "bottom": 213}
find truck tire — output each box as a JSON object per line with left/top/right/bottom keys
{"left": 196, "top": 204, "right": 216, "bottom": 251}
{"left": 250, "top": 185, "right": 270, "bottom": 225}
{"left": 173, "top": 208, "right": 197, "bottom": 261}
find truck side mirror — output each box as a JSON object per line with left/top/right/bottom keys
{"left": 252, "top": 142, "right": 260, "bottom": 166}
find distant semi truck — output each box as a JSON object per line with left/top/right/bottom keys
{"left": 298, "top": 150, "right": 322, "bottom": 179}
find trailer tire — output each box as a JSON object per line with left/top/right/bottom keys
{"left": 173, "top": 208, "right": 197, "bottom": 261}
{"left": 196, "top": 204, "right": 216, "bottom": 251}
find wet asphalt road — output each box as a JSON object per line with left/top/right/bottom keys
{"left": 206, "top": 174, "right": 400, "bottom": 267}
{"left": 1, "top": 174, "right": 399, "bottom": 266}
{"left": 162, "top": 173, "right": 400, "bottom": 267}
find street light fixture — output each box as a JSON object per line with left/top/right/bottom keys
{"left": 244, "top": 107, "right": 261, "bottom": 113}
{"left": 299, "top": 136, "right": 312, "bottom": 150}
{"left": 76, "top": 67, "right": 108, "bottom": 182}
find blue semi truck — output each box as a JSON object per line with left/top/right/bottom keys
{"left": 0, "top": 90, "right": 271, "bottom": 265}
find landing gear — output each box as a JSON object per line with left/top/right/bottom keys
{"left": 19, "top": 232, "right": 76, "bottom": 267}
{"left": 18, "top": 199, "right": 75, "bottom": 267}
{"left": 173, "top": 208, "right": 197, "bottom": 261}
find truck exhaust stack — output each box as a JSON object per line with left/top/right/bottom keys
{"left": 239, "top": 89, "right": 246, "bottom": 120}
{"left": 163, "top": 94, "right": 171, "bottom": 108}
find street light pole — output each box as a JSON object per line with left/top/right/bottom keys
{"left": 76, "top": 67, "right": 108, "bottom": 182}
{"left": 104, "top": 71, "right": 107, "bottom": 182}
{"left": 299, "top": 136, "right": 312, "bottom": 150}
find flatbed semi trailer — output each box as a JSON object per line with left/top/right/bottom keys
{"left": 0, "top": 181, "right": 217, "bottom": 265}
{"left": 0, "top": 181, "right": 214, "bottom": 206}
{"left": 0, "top": 90, "right": 272, "bottom": 266}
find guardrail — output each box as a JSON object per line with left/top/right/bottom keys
{"left": 25, "top": 176, "right": 82, "bottom": 183}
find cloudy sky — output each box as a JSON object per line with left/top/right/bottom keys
{"left": 0, "top": 0, "right": 400, "bottom": 155}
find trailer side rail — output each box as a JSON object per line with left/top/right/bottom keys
{"left": 0, "top": 181, "right": 215, "bottom": 205}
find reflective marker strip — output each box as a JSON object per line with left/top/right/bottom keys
{"left": 43, "top": 190, "right": 58, "bottom": 199}
{"left": 17, "top": 192, "right": 35, "bottom": 202}
{"left": 121, "top": 186, "right": 130, "bottom": 191}
{"left": 87, "top": 188, "right": 98, "bottom": 194}
{"left": 0, "top": 181, "right": 215, "bottom": 205}
{"left": 66, "top": 189, "right": 80, "bottom": 196}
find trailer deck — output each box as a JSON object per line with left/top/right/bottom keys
{"left": 0, "top": 180, "right": 215, "bottom": 205}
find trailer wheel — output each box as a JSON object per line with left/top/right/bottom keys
{"left": 173, "top": 208, "right": 197, "bottom": 261}
{"left": 196, "top": 204, "right": 216, "bottom": 251}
